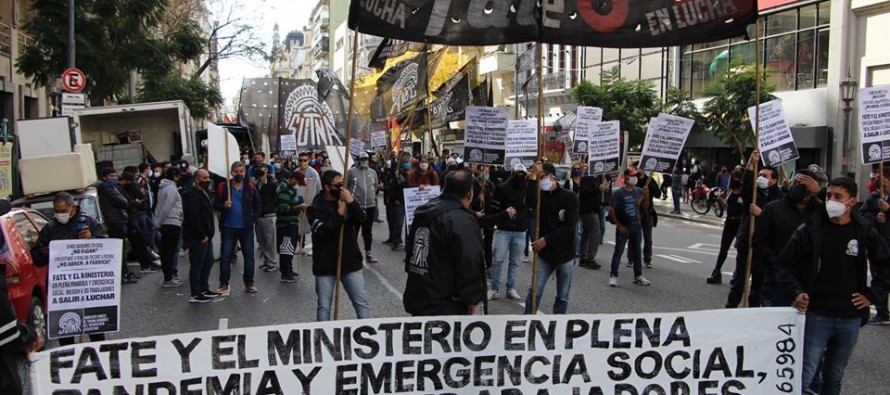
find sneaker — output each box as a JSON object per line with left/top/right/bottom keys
{"left": 523, "top": 256, "right": 530, "bottom": 263}
{"left": 868, "top": 316, "right": 890, "bottom": 325}
{"left": 391, "top": 243, "right": 402, "bottom": 251}
{"left": 162, "top": 280, "right": 183, "bottom": 288}
{"left": 123, "top": 273, "right": 139, "bottom": 284}
{"left": 506, "top": 289, "right": 521, "bottom": 300}
{"left": 217, "top": 284, "right": 230, "bottom": 296}
{"left": 179, "top": 249, "right": 188, "bottom": 257}
{"left": 189, "top": 294, "right": 212, "bottom": 303}
{"left": 202, "top": 290, "right": 222, "bottom": 299}
{"left": 645, "top": 261, "right": 653, "bottom": 269}
{"left": 382, "top": 239, "right": 394, "bottom": 246}
{"left": 633, "top": 276, "right": 651, "bottom": 286}
{"left": 245, "top": 285, "right": 258, "bottom": 293}
{"left": 487, "top": 290, "right": 499, "bottom": 300}
{"left": 580, "top": 260, "right": 601, "bottom": 270}
{"left": 706, "top": 271, "right": 722, "bottom": 284}
{"left": 626, "top": 261, "right": 633, "bottom": 267}
{"left": 608, "top": 276, "right": 618, "bottom": 287}
{"left": 365, "top": 254, "right": 378, "bottom": 264}
{"left": 280, "top": 275, "right": 297, "bottom": 283}
{"left": 262, "top": 265, "right": 278, "bottom": 272}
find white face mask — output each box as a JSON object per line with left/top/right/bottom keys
{"left": 540, "top": 178, "right": 554, "bottom": 191}
{"left": 627, "top": 177, "right": 638, "bottom": 186}
{"left": 757, "top": 176, "right": 769, "bottom": 189}
{"left": 825, "top": 200, "right": 847, "bottom": 218}
{"left": 55, "top": 213, "right": 71, "bottom": 224}
{"left": 419, "top": 163, "right": 429, "bottom": 171}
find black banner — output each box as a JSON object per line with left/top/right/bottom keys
{"left": 240, "top": 78, "right": 281, "bottom": 146}
{"left": 428, "top": 60, "right": 475, "bottom": 128}
{"left": 279, "top": 79, "right": 345, "bottom": 149}
{"left": 517, "top": 44, "right": 537, "bottom": 72}
{"left": 376, "top": 50, "right": 429, "bottom": 118}
{"left": 349, "top": 0, "right": 757, "bottom": 48}
{"left": 368, "top": 37, "right": 410, "bottom": 70}
{"left": 316, "top": 69, "right": 350, "bottom": 101}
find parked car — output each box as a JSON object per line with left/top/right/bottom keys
{"left": 0, "top": 201, "right": 51, "bottom": 341}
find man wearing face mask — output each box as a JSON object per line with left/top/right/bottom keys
{"left": 95, "top": 168, "right": 142, "bottom": 283}
{"left": 725, "top": 151, "right": 784, "bottom": 308}
{"left": 775, "top": 177, "right": 890, "bottom": 395}
{"left": 753, "top": 165, "right": 827, "bottom": 308}
{"left": 382, "top": 158, "right": 409, "bottom": 250}
{"left": 214, "top": 162, "right": 262, "bottom": 294}
{"left": 608, "top": 168, "right": 651, "bottom": 287}
{"left": 525, "top": 164, "right": 579, "bottom": 314}
{"left": 471, "top": 164, "right": 497, "bottom": 271}
{"left": 154, "top": 167, "right": 184, "bottom": 287}
{"left": 408, "top": 156, "right": 440, "bottom": 188}
{"left": 628, "top": 169, "right": 661, "bottom": 269}
{"left": 859, "top": 164, "right": 890, "bottom": 325}
{"left": 348, "top": 152, "right": 380, "bottom": 264}
{"left": 254, "top": 164, "right": 279, "bottom": 272}
{"left": 182, "top": 170, "right": 221, "bottom": 303}
{"left": 298, "top": 152, "right": 322, "bottom": 200}
{"left": 276, "top": 170, "right": 308, "bottom": 282}
{"left": 488, "top": 163, "right": 536, "bottom": 300}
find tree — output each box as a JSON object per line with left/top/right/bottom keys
{"left": 192, "top": 0, "right": 267, "bottom": 77}
{"left": 702, "top": 65, "right": 777, "bottom": 162}
{"left": 138, "top": 73, "right": 223, "bottom": 119}
{"left": 571, "top": 68, "right": 659, "bottom": 150}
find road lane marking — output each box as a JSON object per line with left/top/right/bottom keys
{"left": 365, "top": 265, "right": 403, "bottom": 300}
{"left": 657, "top": 254, "right": 692, "bottom": 263}
{"left": 667, "top": 254, "right": 701, "bottom": 263}
{"left": 218, "top": 318, "right": 228, "bottom": 330}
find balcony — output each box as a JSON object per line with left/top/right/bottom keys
{"left": 17, "top": 30, "right": 34, "bottom": 52}
{"left": 0, "top": 21, "right": 11, "bottom": 56}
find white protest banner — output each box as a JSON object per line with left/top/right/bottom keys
{"left": 859, "top": 85, "right": 890, "bottom": 164}
{"left": 589, "top": 120, "right": 621, "bottom": 176}
{"left": 325, "top": 145, "right": 348, "bottom": 174}
{"left": 464, "top": 106, "right": 508, "bottom": 165}
{"left": 403, "top": 186, "right": 441, "bottom": 228}
{"left": 280, "top": 134, "right": 297, "bottom": 152}
{"left": 47, "top": 238, "right": 122, "bottom": 340}
{"left": 747, "top": 100, "right": 799, "bottom": 167}
{"left": 31, "top": 308, "right": 805, "bottom": 395}
{"left": 573, "top": 106, "right": 603, "bottom": 155}
{"left": 639, "top": 114, "right": 695, "bottom": 173}
{"left": 350, "top": 138, "right": 366, "bottom": 157}
{"left": 207, "top": 123, "right": 241, "bottom": 177}
{"left": 504, "top": 119, "right": 538, "bottom": 169}
{"left": 371, "top": 130, "right": 388, "bottom": 151}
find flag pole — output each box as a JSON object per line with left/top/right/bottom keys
{"left": 225, "top": 130, "right": 231, "bottom": 202}
{"left": 333, "top": 28, "right": 361, "bottom": 321}
{"left": 742, "top": 19, "right": 762, "bottom": 308}
{"left": 530, "top": 43, "right": 544, "bottom": 314}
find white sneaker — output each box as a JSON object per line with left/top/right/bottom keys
{"left": 523, "top": 256, "right": 530, "bottom": 263}
{"left": 633, "top": 276, "right": 651, "bottom": 286}
{"left": 487, "top": 290, "right": 499, "bottom": 300}
{"left": 608, "top": 276, "right": 618, "bottom": 287}
{"left": 506, "top": 289, "right": 521, "bottom": 300}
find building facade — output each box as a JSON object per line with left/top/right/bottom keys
{"left": 0, "top": 0, "right": 49, "bottom": 132}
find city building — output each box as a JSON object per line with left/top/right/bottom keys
{"left": 0, "top": 0, "right": 49, "bottom": 130}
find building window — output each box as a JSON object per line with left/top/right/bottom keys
{"left": 679, "top": 0, "right": 831, "bottom": 98}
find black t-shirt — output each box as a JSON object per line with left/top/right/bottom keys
{"left": 810, "top": 221, "right": 861, "bottom": 318}
{"left": 726, "top": 191, "right": 745, "bottom": 218}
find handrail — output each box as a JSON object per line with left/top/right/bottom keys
{"left": 0, "top": 21, "right": 11, "bottom": 55}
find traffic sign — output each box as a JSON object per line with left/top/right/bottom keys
{"left": 61, "top": 68, "right": 86, "bottom": 93}
{"left": 61, "top": 93, "right": 86, "bottom": 105}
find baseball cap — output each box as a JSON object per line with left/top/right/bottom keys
{"left": 797, "top": 164, "right": 827, "bottom": 184}
{"left": 357, "top": 152, "right": 369, "bottom": 160}
{"left": 512, "top": 163, "right": 528, "bottom": 174}
{"left": 446, "top": 157, "right": 457, "bottom": 165}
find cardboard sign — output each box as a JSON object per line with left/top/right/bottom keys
{"left": 589, "top": 121, "right": 621, "bottom": 176}
{"left": 464, "top": 106, "right": 508, "bottom": 165}
{"left": 639, "top": 114, "right": 695, "bottom": 173}
{"left": 573, "top": 106, "right": 603, "bottom": 155}
{"left": 748, "top": 100, "right": 799, "bottom": 167}
{"left": 403, "top": 186, "right": 442, "bottom": 228}
{"left": 504, "top": 119, "right": 539, "bottom": 169}
{"left": 859, "top": 85, "right": 890, "bottom": 164}
{"left": 371, "top": 131, "right": 388, "bottom": 151}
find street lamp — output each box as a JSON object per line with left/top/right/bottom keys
{"left": 840, "top": 73, "right": 858, "bottom": 177}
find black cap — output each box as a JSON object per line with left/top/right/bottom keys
{"left": 796, "top": 164, "right": 827, "bottom": 184}
{"left": 542, "top": 163, "right": 557, "bottom": 175}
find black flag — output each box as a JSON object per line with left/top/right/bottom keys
{"left": 278, "top": 79, "right": 345, "bottom": 150}
{"left": 368, "top": 38, "right": 410, "bottom": 70}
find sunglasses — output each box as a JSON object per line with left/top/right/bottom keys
{"left": 300, "top": 159, "right": 309, "bottom": 162}
{"left": 331, "top": 183, "right": 344, "bottom": 189}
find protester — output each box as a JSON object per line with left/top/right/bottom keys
{"left": 381, "top": 157, "right": 409, "bottom": 250}
{"left": 298, "top": 151, "right": 322, "bottom": 199}
{"left": 706, "top": 178, "right": 744, "bottom": 284}
{"left": 307, "top": 170, "right": 371, "bottom": 321}
{"left": 182, "top": 169, "right": 221, "bottom": 303}
{"left": 135, "top": 163, "right": 157, "bottom": 255}
{"left": 177, "top": 160, "right": 195, "bottom": 192}
{"left": 96, "top": 168, "right": 142, "bottom": 283}
{"left": 488, "top": 163, "right": 534, "bottom": 300}
{"left": 608, "top": 168, "right": 651, "bottom": 287}
{"left": 347, "top": 152, "right": 380, "bottom": 264}
{"left": 118, "top": 171, "right": 160, "bottom": 274}
{"left": 524, "top": 164, "right": 578, "bottom": 314}
{"left": 1, "top": 262, "right": 42, "bottom": 395}
{"left": 248, "top": 151, "right": 274, "bottom": 179}
{"left": 775, "top": 177, "right": 890, "bottom": 395}
{"left": 254, "top": 163, "right": 279, "bottom": 272}
{"left": 404, "top": 170, "right": 486, "bottom": 315}
{"left": 859, "top": 164, "right": 890, "bottom": 325}
{"left": 154, "top": 167, "right": 184, "bottom": 288}
{"left": 578, "top": 173, "right": 605, "bottom": 269}
{"left": 670, "top": 164, "right": 683, "bottom": 214}
{"left": 629, "top": 170, "right": 660, "bottom": 268}
{"left": 471, "top": 164, "right": 497, "bottom": 271}
{"left": 408, "top": 156, "right": 440, "bottom": 187}
{"left": 214, "top": 161, "right": 262, "bottom": 295}
{"left": 276, "top": 170, "right": 308, "bottom": 282}
{"left": 563, "top": 164, "right": 585, "bottom": 258}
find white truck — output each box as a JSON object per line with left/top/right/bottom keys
{"left": 72, "top": 100, "right": 197, "bottom": 170}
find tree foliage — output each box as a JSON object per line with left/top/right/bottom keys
{"left": 660, "top": 86, "right": 706, "bottom": 135}
{"left": 702, "top": 65, "right": 777, "bottom": 161}
{"left": 138, "top": 73, "right": 223, "bottom": 119}
{"left": 571, "top": 68, "right": 659, "bottom": 150}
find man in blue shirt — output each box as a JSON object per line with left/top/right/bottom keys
{"left": 215, "top": 161, "right": 262, "bottom": 295}
{"left": 608, "top": 168, "right": 652, "bottom": 287}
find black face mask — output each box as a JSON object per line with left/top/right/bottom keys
{"left": 330, "top": 188, "right": 342, "bottom": 198}
{"left": 787, "top": 183, "right": 808, "bottom": 204}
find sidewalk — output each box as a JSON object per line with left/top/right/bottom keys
{"left": 651, "top": 193, "right": 726, "bottom": 227}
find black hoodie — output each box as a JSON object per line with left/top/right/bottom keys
{"left": 536, "top": 187, "right": 579, "bottom": 265}
{"left": 404, "top": 196, "right": 485, "bottom": 315}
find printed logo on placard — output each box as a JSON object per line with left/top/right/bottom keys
{"left": 283, "top": 84, "right": 342, "bottom": 147}
{"left": 58, "top": 312, "right": 82, "bottom": 335}
{"left": 767, "top": 150, "right": 782, "bottom": 165}
{"left": 846, "top": 239, "right": 859, "bottom": 257}
{"left": 869, "top": 144, "right": 882, "bottom": 162}
{"left": 408, "top": 227, "right": 430, "bottom": 275}
{"left": 645, "top": 158, "right": 658, "bottom": 171}
{"left": 594, "top": 161, "right": 605, "bottom": 173}
{"left": 393, "top": 63, "right": 419, "bottom": 112}
{"left": 509, "top": 157, "right": 522, "bottom": 168}
{"left": 469, "top": 149, "right": 483, "bottom": 163}
{"left": 576, "top": 142, "right": 588, "bottom": 153}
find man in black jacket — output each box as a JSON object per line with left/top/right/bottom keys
{"left": 577, "top": 173, "right": 605, "bottom": 269}
{"left": 404, "top": 170, "right": 486, "bottom": 315}
{"left": 182, "top": 170, "right": 221, "bottom": 303}
{"left": 859, "top": 165, "right": 890, "bottom": 325}
{"left": 628, "top": 169, "right": 661, "bottom": 268}
{"left": 1, "top": 263, "right": 42, "bottom": 395}
{"left": 254, "top": 163, "right": 279, "bottom": 272}
{"left": 525, "top": 164, "right": 579, "bottom": 314}
{"left": 381, "top": 158, "right": 408, "bottom": 250}
{"left": 96, "top": 168, "right": 141, "bottom": 283}
{"left": 775, "top": 177, "right": 890, "bottom": 395}
{"left": 488, "top": 163, "right": 535, "bottom": 301}
{"left": 307, "top": 170, "right": 371, "bottom": 321}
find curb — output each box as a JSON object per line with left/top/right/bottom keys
{"left": 654, "top": 208, "right": 725, "bottom": 227}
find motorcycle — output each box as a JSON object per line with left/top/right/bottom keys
{"left": 689, "top": 181, "right": 725, "bottom": 217}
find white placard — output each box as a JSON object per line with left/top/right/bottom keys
{"left": 371, "top": 130, "right": 388, "bottom": 151}
{"left": 504, "top": 119, "right": 538, "bottom": 169}
{"left": 403, "top": 186, "right": 441, "bottom": 228}
{"left": 639, "top": 113, "right": 695, "bottom": 173}
{"left": 325, "top": 145, "right": 348, "bottom": 175}
{"left": 589, "top": 120, "right": 621, "bottom": 176}
{"left": 859, "top": 85, "right": 890, "bottom": 164}
{"left": 207, "top": 123, "right": 241, "bottom": 177}
{"left": 280, "top": 134, "right": 297, "bottom": 152}
{"left": 30, "top": 308, "right": 805, "bottom": 395}
{"left": 464, "top": 106, "right": 508, "bottom": 164}
{"left": 573, "top": 106, "right": 603, "bottom": 154}
{"left": 349, "top": 138, "right": 366, "bottom": 157}
{"left": 47, "top": 238, "right": 122, "bottom": 340}
{"left": 747, "top": 100, "right": 799, "bottom": 167}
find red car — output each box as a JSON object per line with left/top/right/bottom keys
{"left": 1, "top": 205, "right": 51, "bottom": 339}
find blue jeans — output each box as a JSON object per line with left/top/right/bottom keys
{"left": 137, "top": 212, "right": 156, "bottom": 251}
{"left": 186, "top": 239, "right": 214, "bottom": 297}
{"left": 574, "top": 220, "right": 582, "bottom": 256}
{"left": 801, "top": 312, "right": 861, "bottom": 395}
{"left": 315, "top": 270, "right": 371, "bottom": 321}
{"left": 526, "top": 217, "right": 536, "bottom": 257}
{"left": 671, "top": 187, "right": 682, "bottom": 213}
{"left": 610, "top": 224, "right": 642, "bottom": 278}
{"left": 219, "top": 226, "right": 256, "bottom": 287}
{"left": 386, "top": 204, "right": 404, "bottom": 244}
{"left": 599, "top": 207, "right": 608, "bottom": 241}
{"left": 492, "top": 230, "right": 525, "bottom": 292}
{"left": 524, "top": 257, "right": 574, "bottom": 314}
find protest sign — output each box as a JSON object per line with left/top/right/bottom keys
{"left": 639, "top": 114, "right": 695, "bottom": 173}
{"left": 371, "top": 130, "right": 388, "bottom": 151}
{"left": 464, "top": 106, "right": 508, "bottom": 165}
{"left": 350, "top": 138, "right": 366, "bottom": 157}
{"left": 747, "top": 100, "right": 799, "bottom": 167}
{"left": 589, "top": 121, "right": 621, "bottom": 176}
{"left": 504, "top": 119, "right": 538, "bottom": 169}
{"left": 31, "top": 308, "right": 804, "bottom": 395}
{"left": 325, "top": 145, "right": 348, "bottom": 175}
{"left": 403, "top": 186, "right": 441, "bottom": 228}
{"left": 573, "top": 107, "right": 603, "bottom": 155}
{"left": 279, "top": 134, "right": 297, "bottom": 152}
{"left": 859, "top": 85, "right": 890, "bottom": 164}
{"left": 47, "top": 239, "right": 122, "bottom": 340}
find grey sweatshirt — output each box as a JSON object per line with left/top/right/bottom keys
{"left": 154, "top": 178, "right": 183, "bottom": 227}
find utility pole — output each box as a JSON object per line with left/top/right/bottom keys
{"left": 67, "top": 0, "right": 75, "bottom": 68}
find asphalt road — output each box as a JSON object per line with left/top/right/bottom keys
{"left": 67, "top": 210, "right": 890, "bottom": 393}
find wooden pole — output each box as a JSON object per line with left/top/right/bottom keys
{"left": 742, "top": 19, "right": 762, "bottom": 308}
{"left": 297, "top": 212, "right": 305, "bottom": 276}
{"left": 530, "top": 43, "right": 544, "bottom": 314}
{"left": 225, "top": 131, "right": 232, "bottom": 202}
{"left": 333, "top": 28, "right": 361, "bottom": 321}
